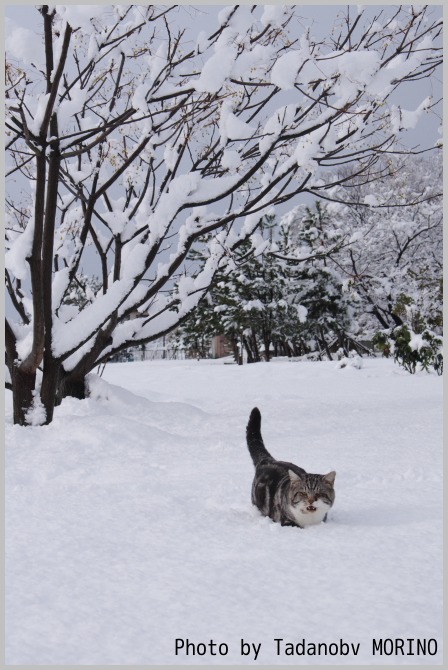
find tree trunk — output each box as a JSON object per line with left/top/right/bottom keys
{"left": 60, "top": 374, "right": 87, "bottom": 401}
{"left": 263, "top": 334, "right": 271, "bottom": 362}
{"left": 230, "top": 338, "right": 241, "bottom": 365}
{"left": 319, "top": 327, "right": 333, "bottom": 360}
{"left": 40, "top": 356, "right": 62, "bottom": 424}
{"left": 337, "top": 331, "right": 349, "bottom": 356}
{"left": 243, "top": 337, "right": 254, "bottom": 363}
{"left": 250, "top": 329, "right": 261, "bottom": 362}
{"left": 11, "top": 366, "right": 36, "bottom": 426}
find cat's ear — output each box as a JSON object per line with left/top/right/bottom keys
{"left": 323, "top": 471, "right": 336, "bottom": 486}
{"left": 288, "top": 469, "right": 303, "bottom": 482}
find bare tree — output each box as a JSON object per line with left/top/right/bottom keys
{"left": 327, "top": 153, "right": 443, "bottom": 333}
{"left": 5, "top": 5, "right": 442, "bottom": 424}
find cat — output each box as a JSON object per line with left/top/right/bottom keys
{"left": 246, "top": 407, "right": 336, "bottom": 528}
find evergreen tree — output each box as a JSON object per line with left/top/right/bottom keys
{"left": 178, "top": 214, "right": 356, "bottom": 361}
{"left": 277, "top": 203, "right": 359, "bottom": 358}
{"left": 284, "top": 154, "right": 443, "bottom": 372}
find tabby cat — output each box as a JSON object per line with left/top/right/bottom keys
{"left": 246, "top": 407, "right": 336, "bottom": 527}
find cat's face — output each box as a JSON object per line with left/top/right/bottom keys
{"left": 287, "top": 470, "right": 336, "bottom": 526}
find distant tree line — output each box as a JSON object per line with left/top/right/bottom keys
{"left": 177, "top": 154, "right": 442, "bottom": 373}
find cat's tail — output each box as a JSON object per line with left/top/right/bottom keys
{"left": 246, "top": 407, "right": 272, "bottom": 466}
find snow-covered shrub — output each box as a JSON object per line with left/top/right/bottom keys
{"left": 373, "top": 326, "right": 443, "bottom": 375}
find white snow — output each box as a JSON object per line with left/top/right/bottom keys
{"left": 231, "top": 44, "right": 273, "bottom": 81}
{"left": 54, "top": 5, "right": 106, "bottom": 31}
{"left": 66, "top": 163, "right": 91, "bottom": 184}
{"left": 101, "top": 210, "right": 129, "bottom": 236}
{"left": 367, "top": 35, "right": 434, "bottom": 98}
{"left": 51, "top": 268, "right": 70, "bottom": 311}
{"left": 271, "top": 50, "right": 305, "bottom": 90}
{"left": 335, "top": 356, "right": 363, "bottom": 370}
{"left": 260, "top": 5, "right": 289, "bottom": 29}
{"left": 259, "top": 104, "right": 297, "bottom": 155}
{"left": 52, "top": 279, "right": 136, "bottom": 358}
{"left": 363, "top": 194, "right": 379, "bottom": 207}
{"left": 217, "top": 6, "right": 234, "bottom": 26}
{"left": 221, "top": 150, "right": 241, "bottom": 172}
{"left": 5, "top": 358, "right": 442, "bottom": 664}
{"left": 219, "top": 103, "right": 256, "bottom": 145}
{"left": 295, "top": 304, "right": 308, "bottom": 323}
{"left": 271, "top": 43, "right": 380, "bottom": 94}
{"left": 131, "top": 83, "right": 148, "bottom": 114}
{"left": 24, "top": 388, "right": 47, "bottom": 426}
{"left": 242, "top": 299, "right": 264, "bottom": 312}
{"left": 4, "top": 219, "right": 34, "bottom": 281}
{"left": 389, "top": 97, "right": 432, "bottom": 134}
{"left": 195, "top": 43, "right": 237, "bottom": 93}
{"left": 409, "top": 334, "right": 425, "bottom": 352}
{"left": 27, "top": 92, "right": 50, "bottom": 136}
{"left": 163, "top": 144, "right": 178, "bottom": 172}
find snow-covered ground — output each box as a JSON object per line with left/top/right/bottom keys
{"left": 5, "top": 358, "right": 443, "bottom": 665}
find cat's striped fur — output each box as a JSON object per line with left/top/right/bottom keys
{"left": 246, "top": 407, "right": 336, "bottom": 528}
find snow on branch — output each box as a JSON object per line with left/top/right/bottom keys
{"left": 4, "top": 4, "right": 442, "bottom": 424}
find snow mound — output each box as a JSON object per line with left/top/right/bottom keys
{"left": 335, "top": 356, "right": 363, "bottom": 370}
{"left": 87, "top": 373, "right": 206, "bottom": 429}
